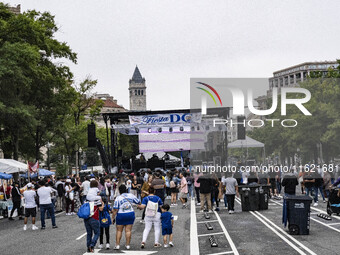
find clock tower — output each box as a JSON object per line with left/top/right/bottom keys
{"left": 129, "top": 66, "right": 146, "bottom": 111}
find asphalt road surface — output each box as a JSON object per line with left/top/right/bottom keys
{"left": 1, "top": 195, "right": 340, "bottom": 255}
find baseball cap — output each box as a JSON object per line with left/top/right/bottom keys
{"left": 27, "top": 183, "right": 32, "bottom": 188}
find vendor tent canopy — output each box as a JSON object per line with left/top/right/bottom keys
{"left": 0, "top": 159, "right": 27, "bottom": 174}
{"left": 227, "top": 136, "right": 264, "bottom": 148}
{"left": 136, "top": 152, "right": 180, "bottom": 161}
{"left": 0, "top": 172, "right": 13, "bottom": 180}
{"left": 21, "top": 168, "right": 54, "bottom": 178}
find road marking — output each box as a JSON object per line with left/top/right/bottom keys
{"left": 269, "top": 199, "right": 340, "bottom": 233}
{"left": 197, "top": 232, "right": 224, "bottom": 237}
{"left": 205, "top": 252, "right": 234, "bottom": 255}
{"left": 270, "top": 199, "right": 340, "bottom": 220}
{"left": 174, "top": 215, "right": 178, "bottom": 221}
{"left": 76, "top": 232, "right": 87, "bottom": 240}
{"left": 197, "top": 220, "right": 219, "bottom": 224}
{"left": 190, "top": 198, "right": 199, "bottom": 255}
{"left": 55, "top": 212, "right": 64, "bottom": 216}
{"left": 83, "top": 250, "right": 157, "bottom": 255}
{"left": 327, "top": 222, "right": 340, "bottom": 226}
{"left": 249, "top": 211, "right": 308, "bottom": 255}
{"left": 310, "top": 218, "right": 340, "bottom": 233}
{"left": 253, "top": 211, "right": 317, "bottom": 255}
{"left": 235, "top": 198, "right": 316, "bottom": 255}
{"left": 213, "top": 210, "right": 239, "bottom": 255}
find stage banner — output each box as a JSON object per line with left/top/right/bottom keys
{"left": 129, "top": 112, "right": 201, "bottom": 126}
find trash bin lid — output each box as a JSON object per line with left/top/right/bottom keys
{"left": 284, "top": 195, "right": 313, "bottom": 201}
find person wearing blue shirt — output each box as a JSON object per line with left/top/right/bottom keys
{"left": 138, "top": 187, "right": 163, "bottom": 248}
{"left": 160, "top": 204, "right": 174, "bottom": 248}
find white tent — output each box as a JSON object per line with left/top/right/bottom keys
{"left": 228, "top": 136, "right": 264, "bottom": 148}
{"left": 136, "top": 152, "right": 180, "bottom": 161}
{"left": 0, "top": 159, "right": 27, "bottom": 174}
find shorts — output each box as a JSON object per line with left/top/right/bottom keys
{"left": 162, "top": 227, "right": 173, "bottom": 235}
{"left": 170, "top": 187, "right": 178, "bottom": 194}
{"left": 179, "top": 192, "right": 188, "bottom": 199}
{"left": 25, "top": 208, "right": 37, "bottom": 217}
{"left": 116, "top": 212, "right": 135, "bottom": 226}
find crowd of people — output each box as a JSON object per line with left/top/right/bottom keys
{"left": 2, "top": 165, "right": 340, "bottom": 252}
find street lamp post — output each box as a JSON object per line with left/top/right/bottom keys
{"left": 47, "top": 142, "right": 51, "bottom": 170}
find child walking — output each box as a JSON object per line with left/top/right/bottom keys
{"left": 160, "top": 204, "right": 174, "bottom": 247}
{"left": 99, "top": 197, "right": 113, "bottom": 249}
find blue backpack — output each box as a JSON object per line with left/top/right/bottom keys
{"left": 77, "top": 202, "right": 91, "bottom": 219}
{"left": 99, "top": 208, "right": 111, "bottom": 227}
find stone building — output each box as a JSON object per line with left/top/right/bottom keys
{"left": 8, "top": 4, "right": 21, "bottom": 15}
{"left": 129, "top": 66, "right": 147, "bottom": 111}
{"left": 91, "top": 93, "right": 127, "bottom": 127}
{"left": 256, "top": 61, "right": 339, "bottom": 109}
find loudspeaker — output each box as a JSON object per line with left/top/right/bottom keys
{"left": 88, "top": 123, "right": 96, "bottom": 147}
{"left": 237, "top": 116, "right": 246, "bottom": 140}
{"left": 117, "top": 149, "right": 122, "bottom": 157}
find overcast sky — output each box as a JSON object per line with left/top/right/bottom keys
{"left": 12, "top": 0, "right": 340, "bottom": 110}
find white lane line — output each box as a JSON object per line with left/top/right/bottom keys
{"left": 327, "top": 222, "right": 340, "bottom": 226}
{"left": 270, "top": 199, "right": 340, "bottom": 220}
{"left": 76, "top": 232, "right": 87, "bottom": 240}
{"left": 197, "top": 232, "right": 224, "bottom": 237}
{"left": 269, "top": 199, "right": 340, "bottom": 233}
{"left": 235, "top": 198, "right": 316, "bottom": 255}
{"left": 197, "top": 220, "right": 219, "bottom": 224}
{"left": 55, "top": 212, "right": 64, "bottom": 216}
{"left": 254, "top": 211, "right": 317, "bottom": 255}
{"left": 249, "top": 211, "right": 308, "bottom": 255}
{"left": 213, "top": 211, "right": 239, "bottom": 255}
{"left": 310, "top": 218, "right": 340, "bottom": 233}
{"left": 190, "top": 198, "right": 199, "bottom": 255}
{"left": 205, "top": 251, "right": 234, "bottom": 255}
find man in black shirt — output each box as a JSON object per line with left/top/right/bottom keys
{"left": 197, "top": 174, "right": 212, "bottom": 212}
{"left": 281, "top": 171, "right": 298, "bottom": 196}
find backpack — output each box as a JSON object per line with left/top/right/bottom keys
{"left": 170, "top": 181, "right": 176, "bottom": 188}
{"left": 99, "top": 206, "right": 111, "bottom": 227}
{"left": 57, "top": 183, "right": 65, "bottom": 197}
{"left": 77, "top": 202, "right": 94, "bottom": 219}
{"left": 145, "top": 197, "right": 159, "bottom": 217}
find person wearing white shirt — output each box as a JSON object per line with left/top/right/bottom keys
{"left": 37, "top": 180, "right": 58, "bottom": 229}
{"left": 81, "top": 177, "right": 91, "bottom": 204}
{"left": 23, "top": 183, "right": 38, "bottom": 230}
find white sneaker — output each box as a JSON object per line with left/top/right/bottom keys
{"left": 32, "top": 225, "right": 38, "bottom": 230}
{"left": 106, "top": 243, "right": 110, "bottom": 249}
{"left": 199, "top": 210, "right": 204, "bottom": 213}
{"left": 140, "top": 220, "right": 145, "bottom": 224}
{"left": 197, "top": 202, "right": 201, "bottom": 206}
{"left": 71, "top": 212, "right": 76, "bottom": 215}
{"left": 230, "top": 210, "right": 235, "bottom": 214}
{"left": 323, "top": 200, "right": 326, "bottom": 203}
{"left": 313, "top": 202, "right": 318, "bottom": 207}
{"left": 164, "top": 244, "right": 169, "bottom": 248}
{"left": 98, "top": 244, "right": 103, "bottom": 249}
{"left": 23, "top": 225, "right": 27, "bottom": 231}
{"left": 125, "top": 245, "right": 130, "bottom": 250}
{"left": 114, "top": 245, "right": 120, "bottom": 250}
{"left": 169, "top": 242, "right": 174, "bottom": 247}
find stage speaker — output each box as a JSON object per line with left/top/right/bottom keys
{"left": 237, "top": 116, "right": 246, "bottom": 140}
{"left": 117, "top": 149, "right": 122, "bottom": 157}
{"left": 88, "top": 123, "right": 96, "bottom": 147}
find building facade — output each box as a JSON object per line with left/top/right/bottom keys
{"left": 8, "top": 4, "right": 21, "bottom": 15}
{"left": 129, "top": 66, "right": 147, "bottom": 111}
{"left": 255, "top": 61, "right": 339, "bottom": 109}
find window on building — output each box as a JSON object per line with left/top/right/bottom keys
{"left": 138, "top": 90, "right": 140, "bottom": 95}
{"left": 141, "top": 90, "right": 143, "bottom": 95}
{"left": 135, "top": 90, "right": 137, "bottom": 95}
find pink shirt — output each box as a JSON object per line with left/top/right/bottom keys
{"left": 194, "top": 173, "right": 203, "bottom": 188}
{"left": 181, "top": 177, "right": 188, "bottom": 193}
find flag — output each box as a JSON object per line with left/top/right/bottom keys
{"left": 28, "top": 161, "right": 39, "bottom": 173}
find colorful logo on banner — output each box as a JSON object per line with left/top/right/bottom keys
{"left": 129, "top": 113, "right": 201, "bottom": 126}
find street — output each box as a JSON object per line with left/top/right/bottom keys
{"left": 1, "top": 195, "right": 340, "bottom": 255}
